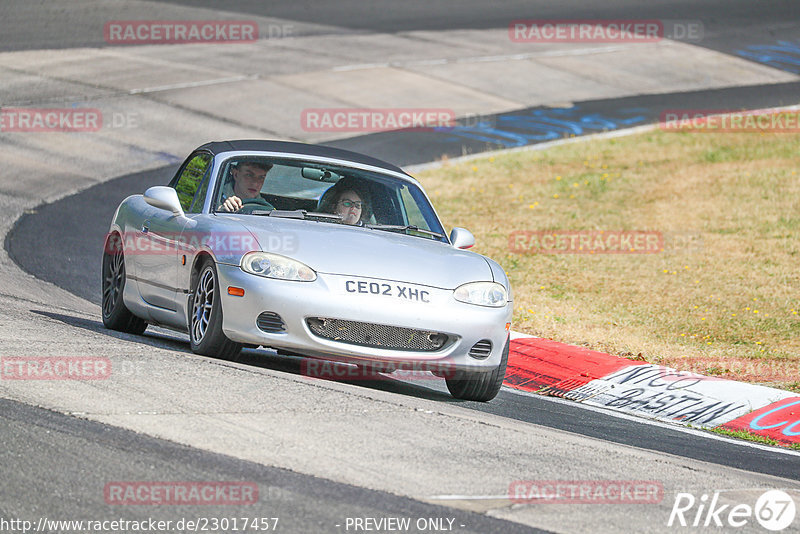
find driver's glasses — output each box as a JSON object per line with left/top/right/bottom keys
{"left": 339, "top": 200, "right": 363, "bottom": 209}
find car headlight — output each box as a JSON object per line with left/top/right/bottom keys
{"left": 241, "top": 252, "right": 316, "bottom": 282}
{"left": 453, "top": 282, "right": 508, "bottom": 307}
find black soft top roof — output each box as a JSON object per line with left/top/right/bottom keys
{"left": 198, "top": 140, "right": 407, "bottom": 176}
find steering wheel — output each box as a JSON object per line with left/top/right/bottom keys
{"left": 238, "top": 197, "right": 275, "bottom": 214}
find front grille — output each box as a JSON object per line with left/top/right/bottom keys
{"left": 306, "top": 317, "right": 448, "bottom": 352}
{"left": 257, "top": 312, "right": 286, "bottom": 333}
{"left": 468, "top": 340, "right": 492, "bottom": 359}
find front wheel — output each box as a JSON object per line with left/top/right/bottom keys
{"left": 101, "top": 234, "right": 147, "bottom": 335}
{"left": 446, "top": 337, "right": 509, "bottom": 402}
{"left": 189, "top": 259, "right": 242, "bottom": 360}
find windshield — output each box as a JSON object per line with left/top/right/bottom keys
{"left": 212, "top": 156, "right": 447, "bottom": 242}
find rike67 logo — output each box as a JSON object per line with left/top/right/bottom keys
{"left": 668, "top": 489, "right": 796, "bottom": 531}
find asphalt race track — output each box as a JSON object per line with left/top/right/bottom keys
{"left": 2, "top": 2, "right": 799, "bottom": 533}
{"left": 7, "top": 147, "right": 799, "bottom": 480}
{"left": 3, "top": 0, "right": 799, "bottom": 54}
{"left": 0, "top": 397, "right": 540, "bottom": 534}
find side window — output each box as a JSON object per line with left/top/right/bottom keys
{"left": 399, "top": 185, "right": 428, "bottom": 229}
{"left": 174, "top": 153, "right": 212, "bottom": 213}
{"left": 189, "top": 165, "right": 212, "bottom": 214}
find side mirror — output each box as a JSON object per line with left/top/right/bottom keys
{"left": 144, "top": 186, "right": 185, "bottom": 218}
{"left": 450, "top": 227, "right": 475, "bottom": 249}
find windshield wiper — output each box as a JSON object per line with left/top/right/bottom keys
{"left": 365, "top": 224, "right": 445, "bottom": 239}
{"left": 254, "top": 209, "right": 343, "bottom": 222}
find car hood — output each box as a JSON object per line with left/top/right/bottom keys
{"left": 239, "top": 217, "right": 493, "bottom": 289}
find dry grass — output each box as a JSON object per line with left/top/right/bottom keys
{"left": 418, "top": 121, "right": 800, "bottom": 391}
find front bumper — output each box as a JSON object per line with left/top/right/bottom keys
{"left": 216, "top": 263, "right": 512, "bottom": 372}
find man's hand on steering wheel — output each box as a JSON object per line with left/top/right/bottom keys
{"left": 220, "top": 196, "right": 274, "bottom": 213}
{"left": 220, "top": 195, "right": 244, "bottom": 212}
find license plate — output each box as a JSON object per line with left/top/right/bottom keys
{"left": 342, "top": 278, "right": 432, "bottom": 304}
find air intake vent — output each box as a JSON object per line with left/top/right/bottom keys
{"left": 468, "top": 340, "right": 492, "bottom": 359}
{"left": 257, "top": 312, "right": 286, "bottom": 333}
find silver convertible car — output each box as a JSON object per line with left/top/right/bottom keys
{"left": 102, "top": 140, "right": 512, "bottom": 401}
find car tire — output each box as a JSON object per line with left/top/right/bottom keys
{"left": 446, "top": 336, "right": 509, "bottom": 402}
{"left": 189, "top": 259, "right": 242, "bottom": 360}
{"left": 101, "top": 234, "right": 147, "bottom": 335}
